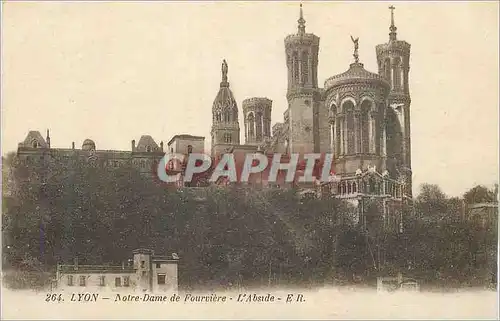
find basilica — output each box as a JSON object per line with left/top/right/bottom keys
{"left": 17, "top": 4, "right": 413, "bottom": 232}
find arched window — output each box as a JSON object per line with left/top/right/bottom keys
{"left": 187, "top": 145, "right": 193, "bottom": 154}
{"left": 361, "top": 100, "right": 372, "bottom": 154}
{"left": 146, "top": 145, "right": 152, "bottom": 152}
{"left": 384, "top": 58, "right": 391, "bottom": 83}
{"left": 224, "top": 111, "right": 230, "bottom": 122}
{"left": 224, "top": 133, "right": 232, "bottom": 144}
{"left": 301, "top": 50, "right": 309, "bottom": 84}
{"left": 32, "top": 140, "right": 39, "bottom": 148}
{"left": 393, "top": 57, "right": 401, "bottom": 90}
{"left": 342, "top": 101, "right": 355, "bottom": 155}
{"left": 255, "top": 112, "right": 263, "bottom": 140}
{"left": 293, "top": 51, "right": 299, "bottom": 83}
{"left": 247, "top": 113, "right": 255, "bottom": 138}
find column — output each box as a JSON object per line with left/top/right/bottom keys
{"left": 390, "top": 58, "right": 395, "bottom": 90}
{"left": 342, "top": 117, "right": 346, "bottom": 155}
{"left": 368, "top": 113, "right": 373, "bottom": 153}
{"left": 261, "top": 116, "right": 264, "bottom": 141}
{"left": 400, "top": 69, "right": 404, "bottom": 91}
{"left": 354, "top": 113, "right": 360, "bottom": 154}
{"left": 382, "top": 115, "right": 387, "bottom": 157}
{"left": 333, "top": 120, "right": 338, "bottom": 155}
{"left": 254, "top": 120, "right": 257, "bottom": 143}
{"left": 400, "top": 108, "right": 406, "bottom": 164}
{"left": 308, "top": 53, "right": 313, "bottom": 85}
{"left": 330, "top": 122, "right": 335, "bottom": 153}
{"left": 370, "top": 113, "right": 376, "bottom": 154}
{"left": 338, "top": 119, "right": 342, "bottom": 155}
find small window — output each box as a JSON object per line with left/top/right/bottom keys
{"left": 156, "top": 263, "right": 161, "bottom": 268}
{"left": 187, "top": 145, "right": 193, "bottom": 154}
{"left": 79, "top": 276, "right": 86, "bottom": 286}
{"left": 123, "top": 276, "right": 130, "bottom": 287}
{"left": 99, "top": 276, "right": 105, "bottom": 286}
{"left": 67, "top": 275, "right": 74, "bottom": 286}
{"left": 115, "top": 277, "right": 122, "bottom": 287}
{"left": 142, "top": 271, "right": 146, "bottom": 277}
{"left": 146, "top": 145, "right": 152, "bottom": 152}
{"left": 170, "top": 148, "right": 173, "bottom": 153}
{"left": 32, "top": 140, "right": 39, "bottom": 148}
{"left": 140, "top": 261, "right": 145, "bottom": 268}
{"left": 157, "top": 274, "right": 166, "bottom": 285}
{"left": 114, "top": 161, "right": 118, "bottom": 167}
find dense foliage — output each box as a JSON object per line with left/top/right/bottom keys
{"left": 2, "top": 152, "right": 497, "bottom": 289}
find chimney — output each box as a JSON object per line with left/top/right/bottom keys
{"left": 132, "top": 140, "right": 136, "bottom": 152}
{"left": 160, "top": 141, "right": 164, "bottom": 152}
{"left": 72, "top": 142, "right": 75, "bottom": 150}
{"left": 46, "top": 129, "right": 51, "bottom": 148}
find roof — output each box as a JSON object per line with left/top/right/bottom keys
{"left": 135, "top": 135, "right": 160, "bottom": 152}
{"left": 20, "top": 131, "right": 48, "bottom": 148}
{"left": 213, "top": 85, "right": 238, "bottom": 111}
{"left": 167, "top": 134, "right": 205, "bottom": 146}
{"left": 324, "top": 62, "right": 390, "bottom": 91}
{"left": 82, "top": 139, "right": 96, "bottom": 150}
{"left": 152, "top": 256, "right": 178, "bottom": 263}
{"left": 58, "top": 265, "right": 135, "bottom": 274}
{"left": 242, "top": 97, "right": 273, "bottom": 111}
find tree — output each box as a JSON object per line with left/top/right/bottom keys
{"left": 463, "top": 185, "right": 496, "bottom": 204}
{"left": 415, "top": 183, "right": 448, "bottom": 221}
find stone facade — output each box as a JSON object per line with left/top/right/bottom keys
{"left": 54, "top": 249, "right": 178, "bottom": 292}
{"left": 17, "top": 131, "right": 168, "bottom": 178}
{"left": 167, "top": 135, "right": 205, "bottom": 155}
{"left": 17, "top": 5, "right": 413, "bottom": 233}
{"left": 208, "top": 5, "right": 413, "bottom": 232}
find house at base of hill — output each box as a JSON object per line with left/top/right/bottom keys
{"left": 54, "top": 249, "right": 178, "bottom": 292}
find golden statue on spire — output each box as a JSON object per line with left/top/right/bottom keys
{"left": 350, "top": 35, "right": 359, "bottom": 63}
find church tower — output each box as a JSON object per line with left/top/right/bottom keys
{"left": 242, "top": 97, "right": 272, "bottom": 146}
{"left": 211, "top": 59, "right": 240, "bottom": 156}
{"left": 376, "top": 5, "right": 413, "bottom": 197}
{"left": 284, "top": 4, "right": 321, "bottom": 154}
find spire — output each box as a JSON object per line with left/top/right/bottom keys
{"left": 389, "top": 5, "right": 397, "bottom": 41}
{"left": 220, "top": 59, "right": 229, "bottom": 87}
{"left": 297, "top": 3, "right": 306, "bottom": 35}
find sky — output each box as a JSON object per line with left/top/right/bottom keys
{"left": 1, "top": 1, "right": 498, "bottom": 197}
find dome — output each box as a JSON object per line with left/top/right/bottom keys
{"left": 82, "top": 139, "right": 96, "bottom": 151}
{"left": 324, "top": 62, "right": 390, "bottom": 91}
{"left": 212, "top": 86, "right": 237, "bottom": 111}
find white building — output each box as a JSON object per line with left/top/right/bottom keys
{"left": 55, "top": 248, "right": 178, "bottom": 292}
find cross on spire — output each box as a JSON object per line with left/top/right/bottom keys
{"left": 389, "top": 5, "right": 397, "bottom": 41}
{"left": 298, "top": 3, "right": 306, "bottom": 35}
